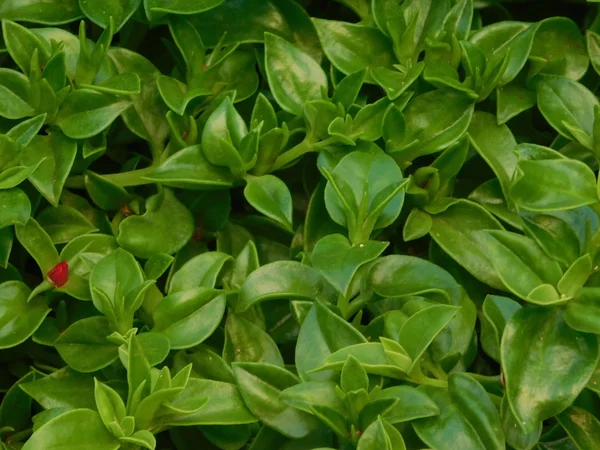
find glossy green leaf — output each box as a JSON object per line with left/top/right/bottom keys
{"left": 233, "top": 362, "right": 319, "bottom": 438}
{"left": 564, "top": 288, "right": 600, "bottom": 334}
{"left": 510, "top": 158, "right": 597, "bottom": 212}
{"left": 313, "top": 19, "right": 395, "bottom": 83}
{"left": 23, "top": 409, "right": 119, "bottom": 450}
{"left": 0, "top": 69, "right": 35, "bottom": 119}
{"left": 54, "top": 316, "right": 119, "bottom": 372}
{"left": 20, "top": 131, "right": 77, "bottom": 206}
{"left": 224, "top": 311, "right": 284, "bottom": 367}
{"left": 37, "top": 205, "right": 97, "bottom": 244}
{"left": 478, "top": 230, "right": 563, "bottom": 302}
{"left": 529, "top": 17, "right": 588, "bottom": 80}
{"left": 244, "top": 175, "right": 293, "bottom": 231}
{"left": 537, "top": 77, "right": 598, "bottom": 149}
{"left": 108, "top": 48, "right": 170, "bottom": 150}
{"left": 0, "top": 188, "right": 31, "bottom": 229}
{"left": 556, "top": 406, "right": 600, "bottom": 450}
{"left": 117, "top": 188, "right": 194, "bottom": 259}
{"left": 312, "top": 234, "right": 387, "bottom": 297}
{"left": 145, "top": 145, "right": 235, "bottom": 190}
{"left": 370, "top": 255, "right": 461, "bottom": 304}
{"left": 414, "top": 373, "right": 504, "bottom": 450}
{"left": 56, "top": 90, "right": 131, "bottom": 140}
{"left": 388, "top": 89, "right": 475, "bottom": 162}
{"left": 19, "top": 367, "right": 97, "bottom": 410}
{"left": 15, "top": 217, "right": 60, "bottom": 274}
{"left": 502, "top": 307, "right": 599, "bottom": 434}
{"left": 0, "top": 0, "right": 83, "bottom": 24}
{"left": 264, "top": 32, "right": 327, "bottom": 116}
{"left": 0, "top": 281, "right": 50, "bottom": 349}
{"left": 153, "top": 288, "right": 226, "bottom": 349}
{"left": 80, "top": 0, "right": 140, "bottom": 31}
{"left": 429, "top": 200, "right": 505, "bottom": 290}
{"left": 238, "top": 261, "right": 335, "bottom": 312}
{"left": 296, "top": 301, "right": 367, "bottom": 381}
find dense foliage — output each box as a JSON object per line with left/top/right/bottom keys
{"left": 1, "top": 0, "right": 600, "bottom": 448}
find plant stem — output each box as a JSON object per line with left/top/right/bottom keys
{"left": 272, "top": 138, "right": 314, "bottom": 171}
{"left": 64, "top": 167, "right": 157, "bottom": 189}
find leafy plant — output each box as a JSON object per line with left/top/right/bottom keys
{"left": 1, "top": 0, "right": 600, "bottom": 449}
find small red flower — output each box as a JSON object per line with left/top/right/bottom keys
{"left": 48, "top": 261, "right": 69, "bottom": 287}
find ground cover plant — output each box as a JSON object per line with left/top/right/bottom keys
{"left": 1, "top": 0, "right": 600, "bottom": 448}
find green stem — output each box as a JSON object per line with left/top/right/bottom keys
{"left": 64, "top": 167, "right": 156, "bottom": 189}
{"left": 272, "top": 138, "right": 314, "bottom": 171}
{"left": 346, "top": 290, "right": 374, "bottom": 317}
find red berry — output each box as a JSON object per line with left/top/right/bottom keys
{"left": 48, "top": 261, "right": 69, "bottom": 287}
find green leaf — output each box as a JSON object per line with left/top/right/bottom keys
{"left": 81, "top": 73, "right": 141, "bottom": 96}
{"left": 296, "top": 302, "right": 367, "bottom": 381}
{"left": 6, "top": 113, "right": 47, "bottom": 147}
{"left": 556, "top": 406, "right": 600, "bottom": 450}
{"left": 58, "top": 234, "right": 118, "bottom": 300}
{"left": 357, "top": 417, "right": 394, "bottom": 450}
{"left": 144, "top": 0, "right": 224, "bottom": 22}
{"left": 264, "top": 32, "right": 327, "bottom": 116}
{"left": 374, "top": 386, "right": 439, "bottom": 424}
{"left": 54, "top": 316, "right": 119, "bottom": 372}
{"left": 429, "top": 200, "right": 505, "bottom": 290}
{"left": 536, "top": 77, "right": 598, "bottom": 149}
{"left": 145, "top": 145, "right": 235, "bottom": 190}
{"left": 20, "top": 131, "right": 77, "bottom": 206}
{"left": 312, "top": 234, "right": 387, "bottom": 297}
{"left": 117, "top": 188, "right": 194, "bottom": 259}
{"left": 0, "top": 0, "right": 83, "bottom": 25}
{"left": 468, "top": 111, "right": 518, "bottom": 202}
{"left": 79, "top": 0, "right": 140, "bottom": 32}
{"left": 510, "top": 158, "right": 598, "bottom": 212}
{"left": 94, "top": 379, "right": 126, "bottom": 430}
{"left": 15, "top": 217, "right": 60, "bottom": 274}
{"left": 19, "top": 367, "right": 97, "bottom": 410}
{"left": 370, "top": 255, "right": 461, "bottom": 304}
{"left": 470, "top": 21, "right": 538, "bottom": 86}
{"left": 168, "top": 251, "right": 232, "bottom": 293}
{"left": 0, "top": 69, "right": 35, "bottom": 119}
{"left": 238, "top": 261, "right": 335, "bottom": 312}
{"left": 90, "top": 248, "right": 144, "bottom": 320}
{"left": 37, "top": 205, "right": 97, "bottom": 244}
{"left": 387, "top": 89, "right": 475, "bottom": 162}
{"left": 332, "top": 69, "right": 366, "bottom": 110}
{"left": 153, "top": 288, "right": 226, "bottom": 349}
{"left": 56, "top": 90, "right": 131, "bottom": 140}
{"left": 529, "top": 17, "right": 588, "bottom": 80}
{"left": 244, "top": 175, "right": 293, "bottom": 231}
{"left": 224, "top": 311, "right": 284, "bottom": 367}
{"left": 477, "top": 230, "right": 563, "bottom": 302}
{"left": 413, "top": 373, "right": 504, "bottom": 450}
{"left": 502, "top": 307, "right": 599, "bottom": 434}
{"left": 0, "top": 280, "right": 50, "bottom": 349}
{"left": 233, "top": 362, "right": 319, "bottom": 438}
{"left": 564, "top": 288, "right": 600, "bottom": 334}
{"left": 481, "top": 295, "right": 521, "bottom": 362}
{"left": 497, "top": 83, "right": 537, "bottom": 125}
{"left": 160, "top": 378, "right": 256, "bottom": 426}
{"left": 2, "top": 19, "right": 50, "bottom": 73}
{"left": 22, "top": 409, "right": 120, "bottom": 450}
{"left": 0, "top": 188, "right": 31, "bottom": 229}
{"left": 108, "top": 48, "right": 170, "bottom": 150}
{"left": 281, "top": 380, "right": 346, "bottom": 417}
{"left": 312, "top": 19, "right": 396, "bottom": 83}
{"left": 324, "top": 150, "right": 406, "bottom": 243}
{"left": 399, "top": 304, "right": 460, "bottom": 372}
